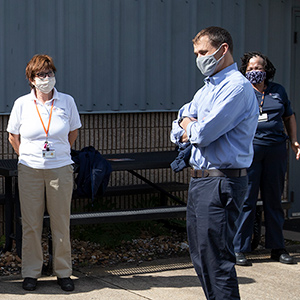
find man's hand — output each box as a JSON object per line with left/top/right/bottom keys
{"left": 180, "top": 117, "right": 197, "bottom": 131}
{"left": 180, "top": 132, "right": 189, "bottom": 143}
{"left": 179, "top": 117, "right": 197, "bottom": 142}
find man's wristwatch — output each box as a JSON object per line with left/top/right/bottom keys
{"left": 178, "top": 116, "right": 186, "bottom": 128}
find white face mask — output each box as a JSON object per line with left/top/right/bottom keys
{"left": 196, "top": 44, "right": 225, "bottom": 76}
{"left": 34, "top": 76, "right": 56, "bottom": 94}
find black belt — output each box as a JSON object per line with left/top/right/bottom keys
{"left": 191, "top": 168, "right": 247, "bottom": 178}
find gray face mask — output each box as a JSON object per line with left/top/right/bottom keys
{"left": 196, "top": 44, "right": 225, "bottom": 76}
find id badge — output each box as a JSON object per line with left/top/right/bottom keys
{"left": 258, "top": 113, "right": 268, "bottom": 123}
{"left": 42, "top": 149, "right": 56, "bottom": 159}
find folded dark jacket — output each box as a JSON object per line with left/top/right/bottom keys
{"left": 170, "top": 143, "right": 192, "bottom": 172}
{"left": 71, "top": 146, "right": 112, "bottom": 200}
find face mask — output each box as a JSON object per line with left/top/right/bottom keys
{"left": 196, "top": 44, "right": 225, "bottom": 76}
{"left": 34, "top": 76, "right": 56, "bottom": 94}
{"left": 245, "top": 70, "right": 266, "bottom": 84}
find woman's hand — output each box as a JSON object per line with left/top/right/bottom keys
{"left": 68, "top": 129, "right": 78, "bottom": 147}
{"left": 8, "top": 133, "right": 20, "bottom": 155}
{"left": 291, "top": 141, "right": 300, "bottom": 160}
{"left": 284, "top": 114, "right": 300, "bottom": 160}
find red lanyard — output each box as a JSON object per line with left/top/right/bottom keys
{"left": 34, "top": 100, "right": 54, "bottom": 139}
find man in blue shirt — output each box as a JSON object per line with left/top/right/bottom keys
{"left": 170, "top": 26, "right": 258, "bottom": 300}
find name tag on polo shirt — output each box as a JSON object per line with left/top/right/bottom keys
{"left": 258, "top": 113, "right": 268, "bottom": 123}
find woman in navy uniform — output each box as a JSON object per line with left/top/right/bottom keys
{"left": 234, "top": 52, "right": 300, "bottom": 265}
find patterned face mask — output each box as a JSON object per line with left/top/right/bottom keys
{"left": 245, "top": 70, "right": 266, "bottom": 84}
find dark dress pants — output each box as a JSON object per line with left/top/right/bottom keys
{"left": 234, "top": 142, "right": 286, "bottom": 252}
{"left": 187, "top": 175, "right": 248, "bottom": 300}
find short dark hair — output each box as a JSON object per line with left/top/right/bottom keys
{"left": 192, "top": 26, "right": 233, "bottom": 54}
{"left": 240, "top": 51, "right": 276, "bottom": 83}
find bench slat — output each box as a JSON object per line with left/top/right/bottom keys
{"left": 103, "top": 182, "right": 189, "bottom": 197}
{"left": 43, "top": 206, "right": 187, "bottom": 225}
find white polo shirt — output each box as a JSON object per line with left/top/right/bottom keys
{"left": 7, "top": 88, "right": 82, "bottom": 169}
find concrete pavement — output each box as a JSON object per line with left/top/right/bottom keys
{"left": 0, "top": 229, "right": 299, "bottom": 300}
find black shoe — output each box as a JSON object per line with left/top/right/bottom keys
{"left": 22, "top": 277, "right": 37, "bottom": 291}
{"left": 57, "top": 277, "right": 74, "bottom": 291}
{"left": 271, "top": 249, "right": 295, "bottom": 264}
{"left": 235, "top": 252, "right": 249, "bottom": 266}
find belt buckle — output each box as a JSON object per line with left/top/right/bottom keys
{"left": 202, "top": 170, "right": 209, "bottom": 178}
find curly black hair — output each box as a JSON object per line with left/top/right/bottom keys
{"left": 239, "top": 51, "right": 276, "bottom": 83}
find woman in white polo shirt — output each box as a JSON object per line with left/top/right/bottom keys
{"left": 7, "top": 54, "right": 81, "bottom": 292}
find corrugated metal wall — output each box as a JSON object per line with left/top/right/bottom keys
{"left": 0, "top": 0, "right": 196, "bottom": 113}
{"left": 0, "top": 0, "right": 297, "bottom": 114}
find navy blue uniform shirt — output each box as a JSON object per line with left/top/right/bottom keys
{"left": 254, "top": 82, "right": 293, "bottom": 146}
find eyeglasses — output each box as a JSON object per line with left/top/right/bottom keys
{"left": 36, "top": 71, "right": 55, "bottom": 79}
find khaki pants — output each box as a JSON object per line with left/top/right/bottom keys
{"left": 18, "top": 163, "right": 73, "bottom": 278}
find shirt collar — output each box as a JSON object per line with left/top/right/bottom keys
{"left": 30, "top": 87, "right": 59, "bottom": 103}
{"left": 204, "top": 63, "right": 238, "bottom": 85}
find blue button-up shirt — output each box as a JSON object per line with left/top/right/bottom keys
{"left": 170, "top": 63, "right": 259, "bottom": 170}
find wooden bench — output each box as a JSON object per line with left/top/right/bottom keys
{"left": 0, "top": 152, "right": 189, "bottom": 254}
{"left": 67, "top": 151, "right": 188, "bottom": 225}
